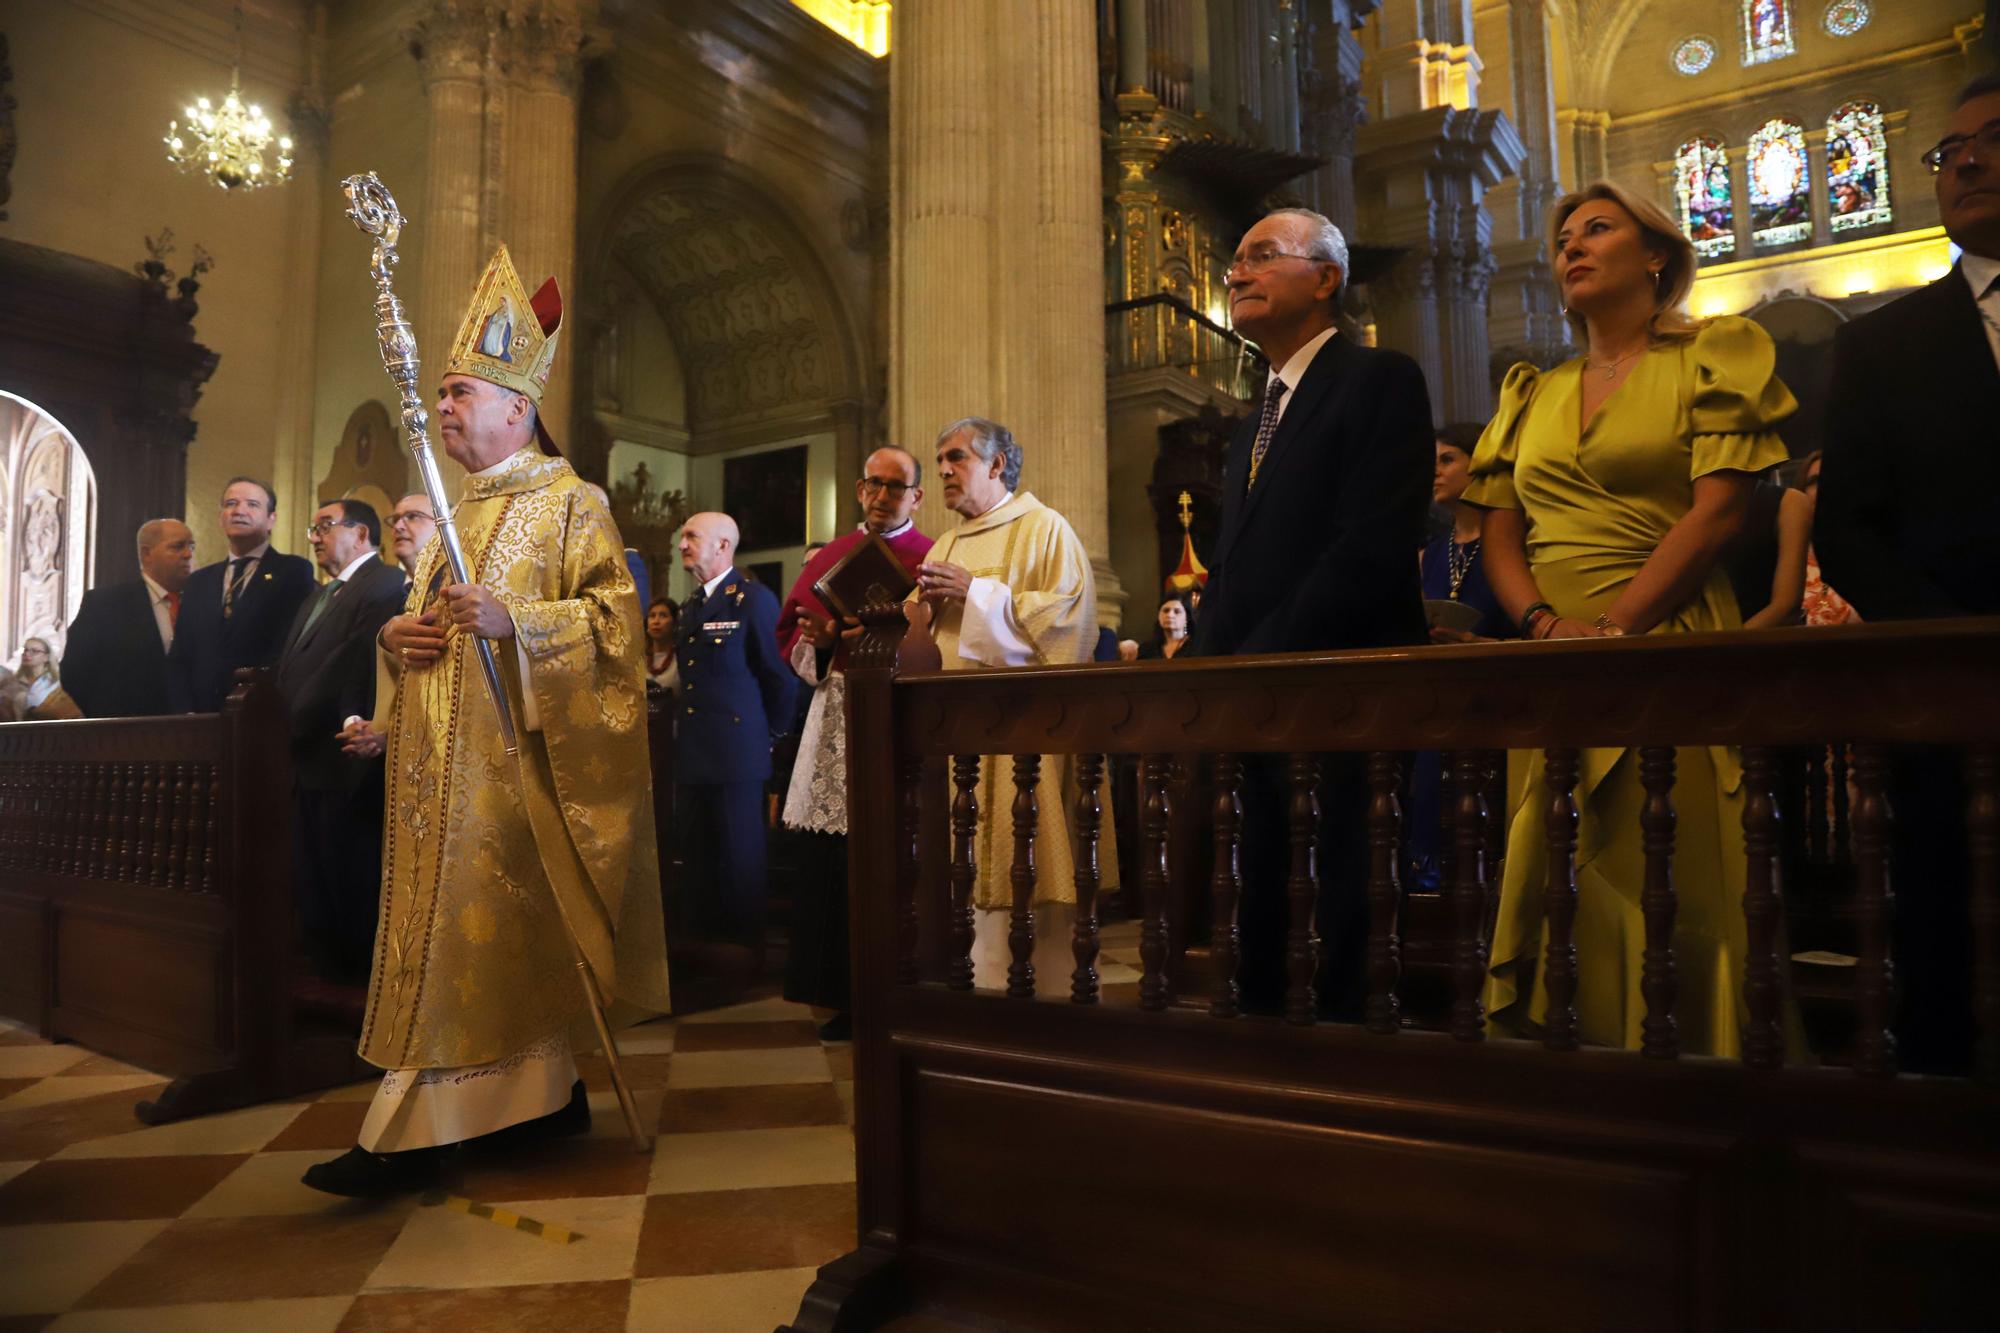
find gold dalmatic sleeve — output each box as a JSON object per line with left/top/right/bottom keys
{"left": 360, "top": 448, "right": 670, "bottom": 1072}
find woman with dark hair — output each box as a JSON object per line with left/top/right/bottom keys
{"left": 1136, "top": 595, "right": 1194, "bottom": 660}
{"left": 1463, "top": 180, "right": 1797, "bottom": 1056}
{"left": 644, "top": 597, "right": 679, "bottom": 694}
{"left": 1419, "top": 422, "right": 1512, "bottom": 643}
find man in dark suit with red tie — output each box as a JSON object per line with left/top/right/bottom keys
{"left": 1814, "top": 74, "right": 2000, "bottom": 1072}
{"left": 1192, "top": 207, "right": 1434, "bottom": 1018}
{"left": 61, "top": 518, "right": 197, "bottom": 717}
{"left": 276, "top": 498, "right": 405, "bottom": 984}
{"left": 169, "top": 476, "right": 317, "bottom": 713}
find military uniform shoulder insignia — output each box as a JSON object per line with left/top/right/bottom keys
{"left": 724, "top": 583, "right": 737, "bottom": 596}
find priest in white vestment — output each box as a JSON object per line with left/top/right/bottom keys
{"left": 914, "top": 417, "right": 1106, "bottom": 992}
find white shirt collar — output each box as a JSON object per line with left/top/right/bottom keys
{"left": 334, "top": 551, "right": 378, "bottom": 583}
{"left": 701, "top": 568, "right": 731, "bottom": 598}
{"left": 140, "top": 572, "right": 172, "bottom": 604}
{"left": 1964, "top": 253, "right": 2000, "bottom": 301}
{"left": 468, "top": 452, "right": 518, "bottom": 480}
{"left": 228, "top": 541, "right": 271, "bottom": 564}
{"left": 868, "top": 518, "right": 916, "bottom": 539}
{"left": 1268, "top": 325, "right": 1339, "bottom": 395}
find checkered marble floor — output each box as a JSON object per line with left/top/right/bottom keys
{"left": 0, "top": 995, "right": 855, "bottom": 1332}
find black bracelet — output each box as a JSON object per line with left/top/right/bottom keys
{"left": 1519, "top": 601, "right": 1554, "bottom": 636}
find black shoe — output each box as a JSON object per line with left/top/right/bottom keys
{"left": 301, "top": 1144, "right": 448, "bottom": 1198}
{"left": 470, "top": 1079, "right": 591, "bottom": 1153}
{"left": 818, "top": 1012, "right": 852, "bottom": 1042}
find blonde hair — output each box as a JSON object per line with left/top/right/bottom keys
{"left": 1548, "top": 181, "right": 1704, "bottom": 342}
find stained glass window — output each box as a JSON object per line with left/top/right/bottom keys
{"left": 1742, "top": 0, "right": 1795, "bottom": 66}
{"left": 1673, "top": 37, "right": 1717, "bottom": 76}
{"left": 1827, "top": 101, "right": 1891, "bottom": 233}
{"left": 1748, "top": 118, "right": 1810, "bottom": 247}
{"left": 1675, "top": 137, "right": 1736, "bottom": 259}
{"left": 1823, "top": 1, "right": 1870, "bottom": 38}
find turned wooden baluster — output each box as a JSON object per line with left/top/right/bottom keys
{"left": 1449, "top": 750, "right": 1491, "bottom": 1042}
{"left": 1740, "top": 746, "right": 1785, "bottom": 1069}
{"left": 896, "top": 755, "right": 923, "bottom": 986}
{"left": 199, "top": 764, "right": 221, "bottom": 888}
{"left": 1968, "top": 748, "right": 2000, "bottom": 1085}
{"left": 1008, "top": 755, "right": 1041, "bottom": 999}
{"left": 100, "top": 764, "right": 125, "bottom": 879}
{"left": 134, "top": 766, "right": 157, "bottom": 884}
{"left": 1209, "top": 753, "right": 1245, "bottom": 1019}
{"left": 123, "top": 763, "right": 146, "bottom": 881}
{"left": 1638, "top": 747, "right": 1680, "bottom": 1059}
{"left": 1364, "top": 751, "right": 1403, "bottom": 1034}
{"left": 1139, "top": 754, "right": 1173, "bottom": 1012}
{"left": 81, "top": 765, "right": 104, "bottom": 878}
{"left": 1804, "top": 744, "right": 1829, "bottom": 864}
{"left": 170, "top": 763, "right": 193, "bottom": 891}
{"left": 150, "top": 764, "right": 174, "bottom": 886}
{"left": 1070, "top": 753, "right": 1105, "bottom": 1005}
{"left": 947, "top": 755, "right": 978, "bottom": 991}
{"left": 26, "top": 762, "right": 46, "bottom": 871}
{"left": 61, "top": 765, "right": 85, "bottom": 875}
{"left": 1830, "top": 743, "right": 1852, "bottom": 867}
{"left": 1541, "top": 748, "right": 1582, "bottom": 1051}
{"left": 1850, "top": 744, "right": 1896, "bottom": 1077}
{"left": 0, "top": 765, "right": 16, "bottom": 870}
{"left": 1438, "top": 753, "right": 1459, "bottom": 890}
{"left": 1285, "top": 754, "right": 1322, "bottom": 1026}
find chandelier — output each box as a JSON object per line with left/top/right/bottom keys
{"left": 163, "top": 4, "right": 293, "bottom": 192}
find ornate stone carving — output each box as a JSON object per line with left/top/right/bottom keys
{"left": 609, "top": 186, "right": 838, "bottom": 430}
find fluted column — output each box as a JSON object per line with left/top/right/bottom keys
{"left": 411, "top": 6, "right": 493, "bottom": 459}
{"left": 272, "top": 6, "right": 330, "bottom": 519}
{"left": 1486, "top": 0, "right": 1568, "bottom": 372}
{"left": 499, "top": 1, "right": 587, "bottom": 447}
{"left": 891, "top": 0, "right": 1118, "bottom": 624}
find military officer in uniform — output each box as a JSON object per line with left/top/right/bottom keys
{"left": 674, "top": 511, "right": 796, "bottom": 962}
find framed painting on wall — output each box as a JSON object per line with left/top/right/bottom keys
{"left": 723, "top": 445, "right": 808, "bottom": 552}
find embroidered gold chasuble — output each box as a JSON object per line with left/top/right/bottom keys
{"left": 918, "top": 492, "right": 1108, "bottom": 912}
{"left": 359, "top": 447, "right": 670, "bottom": 1073}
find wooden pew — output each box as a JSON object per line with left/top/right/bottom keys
{"left": 0, "top": 673, "right": 371, "bottom": 1123}
{"left": 789, "top": 616, "right": 2000, "bottom": 1332}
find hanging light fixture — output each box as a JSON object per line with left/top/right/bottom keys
{"left": 163, "top": 3, "right": 293, "bottom": 191}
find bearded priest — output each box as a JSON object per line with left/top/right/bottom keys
{"left": 304, "top": 246, "right": 670, "bottom": 1197}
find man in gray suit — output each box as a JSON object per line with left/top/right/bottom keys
{"left": 277, "top": 499, "right": 405, "bottom": 985}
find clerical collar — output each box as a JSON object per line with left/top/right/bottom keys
{"left": 865, "top": 518, "right": 915, "bottom": 539}
{"left": 1268, "top": 325, "right": 1339, "bottom": 395}
{"left": 333, "top": 551, "right": 378, "bottom": 584}
{"left": 701, "top": 568, "right": 731, "bottom": 598}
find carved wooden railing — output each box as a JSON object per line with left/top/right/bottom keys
{"left": 0, "top": 674, "right": 368, "bottom": 1122}
{"left": 790, "top": 616, "right": 2000, "bottom": 1333}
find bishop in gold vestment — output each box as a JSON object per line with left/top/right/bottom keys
{"left": 916, "top": 419, "right": 1109, "bottom": 992}
{"left": 307, "top": 246, "right": 667, "bottom": 1196}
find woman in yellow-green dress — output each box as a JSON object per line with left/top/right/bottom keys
{"left": 1461, "top": 181, "right": 1795, "bottom": 1057}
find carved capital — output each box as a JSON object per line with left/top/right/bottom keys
{"left": 409, "top": 2, "right": 495, "bottom": 87}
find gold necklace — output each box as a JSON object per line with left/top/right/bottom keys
{"left": 1583, "top": 344, "right": 1647, "bottom": 380}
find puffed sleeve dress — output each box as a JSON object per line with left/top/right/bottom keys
{"left": 1461, "top": 316, "right": 1796, "bottom": 1056}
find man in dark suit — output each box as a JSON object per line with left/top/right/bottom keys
{"left": 277, "top": 498, "right": 405, "bottom": 984}
{"left": 170, "top": 476, "right": 317, "bottom": 712}
{"left": 1193, "top": 206, "right": 1435, "bottom": 1018}
{"left": 61, "top": 518, "right": 196, "bottom": 717}
{"left": 1815, "top": 74, "right": 2000, "bottom": 1072}
{"left": 674, "top": 510, "right": 796, "bottom": 960}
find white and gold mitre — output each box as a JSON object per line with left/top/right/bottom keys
{"left": 445, "top": 244, "right": 564, "bottom": 454}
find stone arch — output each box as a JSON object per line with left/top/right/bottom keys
{"left": 585, "top": 155, "right": 868, "bottom": 450}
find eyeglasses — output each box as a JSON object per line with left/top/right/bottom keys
{"left": 306, "top": 518, "right": 362, "bottom": 538}
{"left": 1224, "top": 247, "right": 1331, "bottom": 277}
{"left": 389, "top": 509, "right": 436, "bottom": 526}
{"left": 1922, "top": 120, "right": 2000, "bottom": 173}
{"left": 858, "top": 477, "right": 914, "bottom": 498}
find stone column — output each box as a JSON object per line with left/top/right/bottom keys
{"left": 891, "top": 0, "right": 1119, "bottom": 624}
{"left": 411, "top": 5, "right": 494, "bottom": 454}
{"left": 1805, "top": 128, "right": 1832, "bottom": 249}
{"left": 498, "top": 1, "right": 588, "bottom": 446}
{"left": 272, "top": 7, "right": 329, "bottom": 518}
{"left": 1356, "top": 105, "right": 1525, "bottom": 423}
{"left": 1484, "top": 0, "right": 1568, "bottom": 374}
{"left": 1729, "top": 145, "right": 1755, "bottom": 257}
{"left": 1300, "top": 3, "right": 1368, "bottom": 235}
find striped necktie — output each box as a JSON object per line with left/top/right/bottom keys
{"left": 1246, "top": 376, "right": 1288, "bottom": 493}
